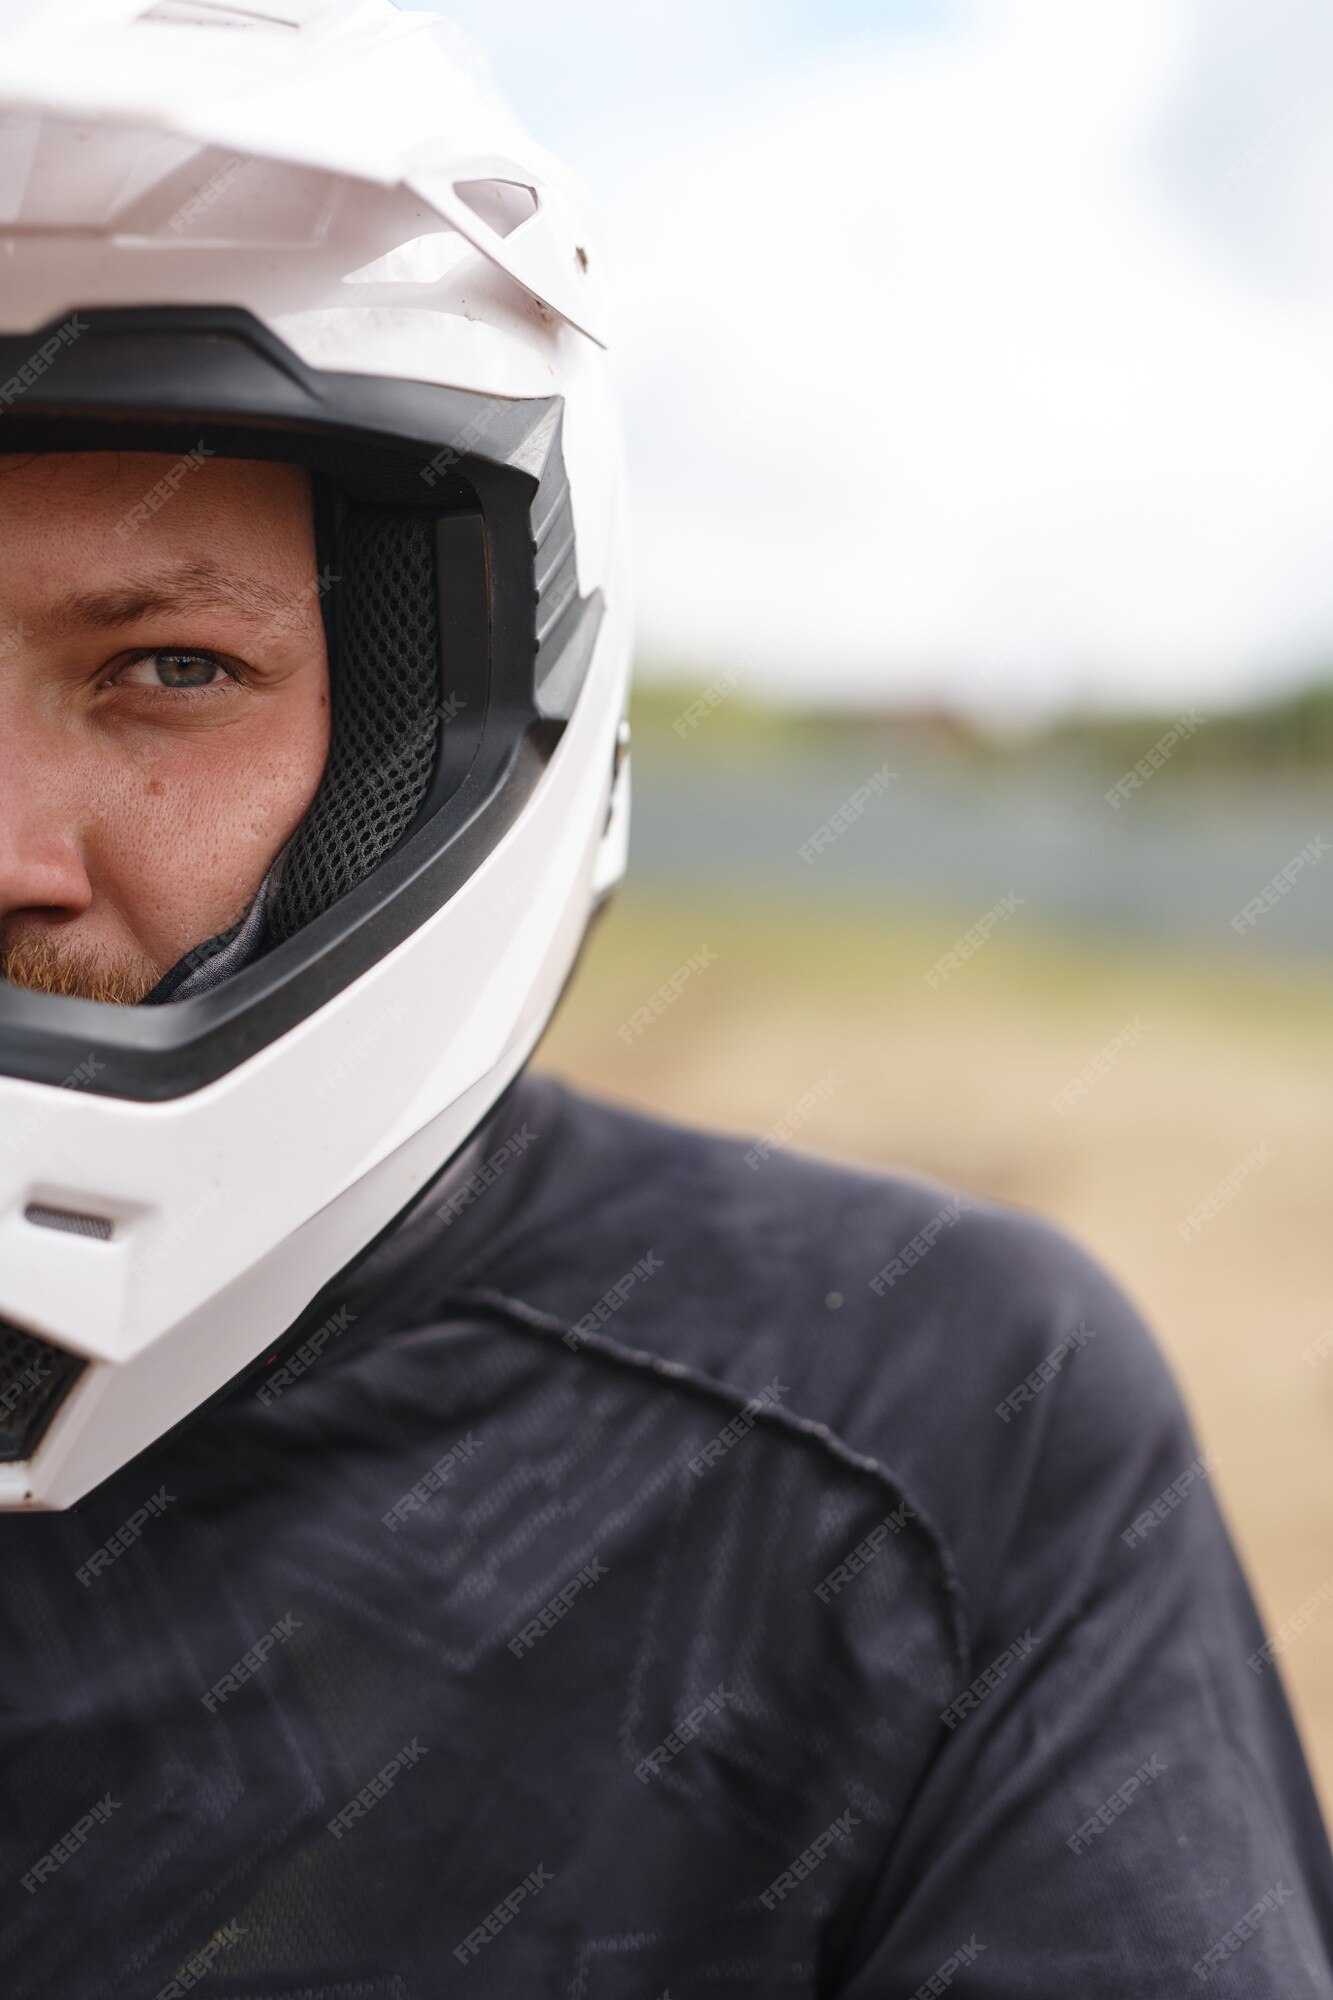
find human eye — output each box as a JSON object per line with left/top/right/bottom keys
{"left": 102, "top": 648, "right": 241, "bottom": 693}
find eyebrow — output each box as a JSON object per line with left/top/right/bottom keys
{"left": 40, "top": 560, "right": 300, "bottom": 635}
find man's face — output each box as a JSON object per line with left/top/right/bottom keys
{"left": 0, "top": 451, "right": 331, "bottom": 1004}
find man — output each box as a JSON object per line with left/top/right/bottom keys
{"left": 0, "top": 5, "right": 1329, "bottom": 1997}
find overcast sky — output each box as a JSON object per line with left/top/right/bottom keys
{"left": 417, "top": 1, "right": 1333, "bottom": 717}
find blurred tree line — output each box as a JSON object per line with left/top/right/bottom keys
{"left": 630, "top": 668, "right": 1333, "bottom": 778}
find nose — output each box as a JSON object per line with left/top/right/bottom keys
{"left": 0, "top": 713, "right": 95, "bottom": 927}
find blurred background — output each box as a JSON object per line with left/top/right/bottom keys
{"left": 426, "top": 1, "right": 1333, "bottom": 1809}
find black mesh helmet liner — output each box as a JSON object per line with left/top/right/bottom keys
{"left": 0, "top": 1318, "right": 85, "bottom": 1462}
{"left": 265, "top": 498, "right": 443, "bottom": 944}
{"left": 0, "top": 305, "right": 605, "bottom": 1101}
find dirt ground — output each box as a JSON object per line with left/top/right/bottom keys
{"left": 537, "top": 884, "right": 1333, "bottom": 1816}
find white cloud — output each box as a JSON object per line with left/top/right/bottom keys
{"left": 439, "top": 1, "right": 1333, "bottom": 713}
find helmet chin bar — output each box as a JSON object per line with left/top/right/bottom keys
{"left": 0, "top": 303, "right": 603, "bottom": 1104}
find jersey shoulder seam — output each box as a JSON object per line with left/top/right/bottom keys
{"left": 446, "top": 1280, "right": 970, "bottom": 1679}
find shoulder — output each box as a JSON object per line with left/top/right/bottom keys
{"left": 473, "top": 1075, "right": 1197, "bottom": 1635}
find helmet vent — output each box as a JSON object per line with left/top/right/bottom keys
{"left": 343, "top": 229, "right": 472, "bottom": 289}
{"left": 24, "top": 1204, "right": 114, "bottom": 1242}
{"left": 453, "top": 178, "right": 539, "bottom": 241}
{"left": 0, "top": 1320, "right": 85, "bottom": 1464}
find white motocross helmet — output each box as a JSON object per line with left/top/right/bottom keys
{"left": 0, "top": 0, "right": 632, "bottom": 1508}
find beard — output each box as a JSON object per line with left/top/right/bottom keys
{"left": 0, "top": 928, "right": 161, "bottom": 1005}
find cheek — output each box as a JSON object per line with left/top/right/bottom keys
{"left": 88, "top": 690, "right": 331, "bottom": 940}
{"left": 183, "top": 698, "right": 331, "bottom": 854}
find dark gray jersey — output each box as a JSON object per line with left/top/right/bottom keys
{"left": 2, "top": 1072, "right": 1329, "bottom": 1997}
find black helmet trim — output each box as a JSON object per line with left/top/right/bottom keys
{"left": 0, "top": 305, "right": 604, "bottom": 1103}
